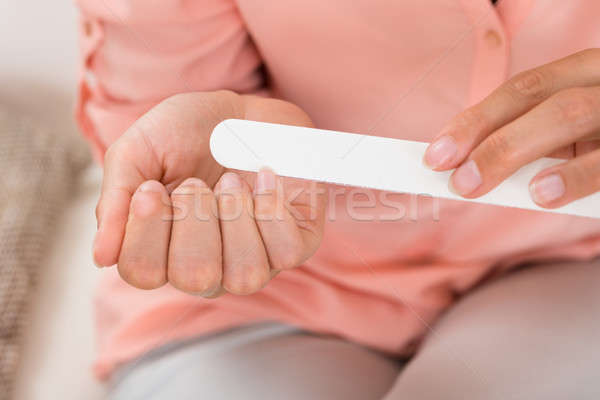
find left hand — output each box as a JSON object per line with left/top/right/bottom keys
{"left": 423, "top": 48, "right": 600, "bottom": 209}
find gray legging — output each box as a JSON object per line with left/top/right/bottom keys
{"left": 109, "top": 260, "right": 600, "bottom": 400}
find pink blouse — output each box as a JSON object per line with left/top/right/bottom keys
{"left": 75, "top": 0, "right": 600, "bottom": 379}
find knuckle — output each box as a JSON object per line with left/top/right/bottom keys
{"left": 223, "top": 268, "right": 268, "bottom": 295}
{"left": 480, "top": 133, "right": 515, "bottom": 164}
{"left": 454, "top": 107, "right": 489, "bottom": 133}
{"left": 507, "top": 69, "right": 553, "bottom": 101}
{"left": 552, "top": 88, "right": 598, "bottom": 128}
{"left": 118, "top": 259, "right": 166, "bottom": 290}
{"left": 168, "top": 260, "right": 222, "bottom": 295}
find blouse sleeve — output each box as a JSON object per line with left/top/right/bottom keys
{"left": 74, "top": 0, "right": 265, "bottom": 162}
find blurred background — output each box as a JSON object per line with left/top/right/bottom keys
{"left": 1, "top": 1, "right": 105, "bottom": 399}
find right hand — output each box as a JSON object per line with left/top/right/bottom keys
{"left": 93, "top": 91, "right": 326, "bottom": 297}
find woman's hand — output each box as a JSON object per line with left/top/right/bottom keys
{"left": 424, "top": 48, "right": 600, "bottom": 208}
{"left": 93, "top": 91, "right": 326, "bottom": 297}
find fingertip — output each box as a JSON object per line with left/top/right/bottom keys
{"left": 255, "top": 167, "right": 277, "bottom": 194}
{"left": 93, "top": 253, "right": 116, "bottom": 268}
{"left": 223, "top": 266, "right": 270, "bottom": 295}
{"left": 168, "top": 262, "right": 222, "bottom": 296}
{"left": 92, "top": 230, "right": 118, "bottom": 267}
{"left": 173, "top": 177, "right": 208, "bottom": 193}
{"left": 92, "top": 245, "right": 105, "bottom": 269}
{"left": 95, "top": 186, "right": 136, "bottom": 268}
{"left": 449, "top": 160, "right": 482, "bottom": 197}
{"left": 118, "top": 261, "right": 167, "bottom": 290}
{"left": 529, "top": 173, "right": 566, "bottom": 207}
{"left": 139, "top": 179, "right": 165, "bottom": 193}
{"left": 423, "top": 136, "right": 459, "bottom": 170}
{"left": 214, "top": 172, "right": 242, "bottom": 193}
{"left": 131, "top": 180, "right": 170, "bottom": 218}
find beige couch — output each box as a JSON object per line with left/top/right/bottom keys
{"left": 13, "top": 168, "right": 106, "bottom": 400}
{"left": 2, "top": 1, "right": 106, "bottom": 399}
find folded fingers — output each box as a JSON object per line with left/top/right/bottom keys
{"left": 118, "top": 180, "right": 172, "bottom": 289}
{"left": 215, "top": 172, "right": 271, "bottom": 295}
{"left": 253, "top": 169, "right": 318, "bottom": 271}
{"left": 167, "top": 178, "right": 222, "bottom": 296}
{"left": 117, "top": 171, "right": 313, "bottom": 296}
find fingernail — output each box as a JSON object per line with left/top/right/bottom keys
{"left": 139, "top": 180, "right": 163, "bottom": 193}
{"left": 530, "top": 173, "right": 565, "bottom": 205}
{"left": 255, "top": 168, "right": 276, "bottom": 194}
{"left": 173, "top": 178, "right": 206, "bottom": 195}
{"left": 451, "top": 160, "right": 482, "bottom": 195}
{"left": 424, "top": 136, "right": 458, "bottom": 169}
{"left": 217, "top": 173, "right": 242, "bottom": 192}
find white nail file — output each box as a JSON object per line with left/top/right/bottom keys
{"left": 210, "top": 119, "right": 600, "bottom": 219}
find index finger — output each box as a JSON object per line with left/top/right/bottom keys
{"left": 423, "top": 48, "right": 600, "bottom": 170}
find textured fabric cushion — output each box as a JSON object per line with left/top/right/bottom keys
{"left": 0, "top": 106, "right": 90, "bottom": 399}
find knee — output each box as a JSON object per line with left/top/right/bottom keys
{"left": 386, "top": 260, "right": 600, "bottom": 399}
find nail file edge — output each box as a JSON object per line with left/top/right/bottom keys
{"left": 210, "top": 119, "right": 600, "bottom": 219}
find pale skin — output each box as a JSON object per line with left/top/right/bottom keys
{"left": 424, "top": 48, "right": 600, "bottom": 207}
{"left": 93, "top": 91, "right": 326, "bottom": 296}
{"left": 95, "top": 49, "right": 600, "bottom": 295}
